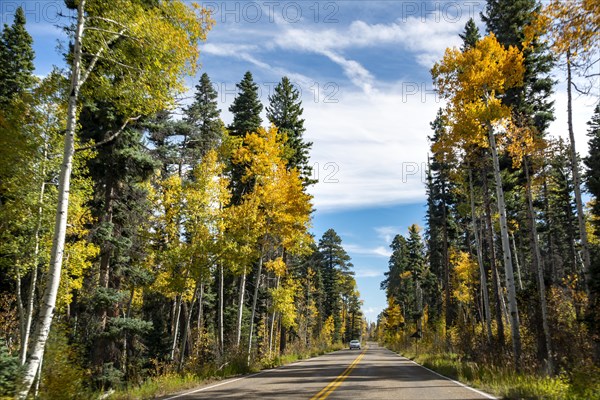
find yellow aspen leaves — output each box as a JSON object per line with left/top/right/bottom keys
{"left": 431, "top": 33, "right": 525, "bottom": 158}
{"left": 450, "top": 249, "right": 478, "bottom": 305}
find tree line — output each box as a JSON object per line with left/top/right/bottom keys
{"left": 378, "top": 0, "right": 600, "bottom": 390}
{"left": 0, "top": 2, "right": 363, "bottom": 398}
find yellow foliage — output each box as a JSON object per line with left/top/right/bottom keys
{"left": 431, "top": 34, "right": 525, "bottom": 162}
{"left": 385, "top": 297, "right": 405, "bottom": 331}
{"left": 450, "top": 249, "right": 478, "bottom": 305}
{"left": 270, "top": 278, "right": 299, "bottom": 329}
{"left": 83, "top": 0, "right": 214, "bottom": 115}
{"left": 526, "top": 0, "right": 599, "bottom": 67}
{"left": 232, "top": 126, "right": 314, "bottom": 257}
{"left": 321, "top": 315, "right": 335, "bottom": 345}
{"left": 265, "top": 257, "right": 286, "bottom": 277}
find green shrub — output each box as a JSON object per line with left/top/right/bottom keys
{"left": 0, "top": 341, "right": 21, "bottom": 397}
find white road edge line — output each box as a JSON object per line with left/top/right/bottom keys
{"left": 162, "top": 352, "right": 339, "bottom": 399}
{"left": 390, "top": 351, "right": 497, "bottom": 400}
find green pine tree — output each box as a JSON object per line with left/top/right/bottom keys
{"left": 459, "top": 18, "right": 481, "bottom": 51}
{"left": 266, "top": 77, "right": 314, "bottom": 183}
{"left": 317, "top": 229, "right": 354, "bottom": 342}
{"left": 0, "top": 6, "right": 35, "bottom": 106}
{"left": 585, "top": 104, "right": 600, "bottom": 228}
{"left": 228, "top": 71, "right": 263, "bottom": 137}
{"left": 185, "top": 73, "right": 224, "bottom": 159}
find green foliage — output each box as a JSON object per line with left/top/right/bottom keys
{"left": 0, "top": 341, "right": 21, "bottom": 397}
{"left": 40, "top": 325, "right": 89, "bottom": 400}
{"left": 266, "top": 76, "right": 314, "bottom": 184}
{"left": 585, "top": 104, "right": 600, "bottom": 233}
{"left": 228, "top": 71, "right": 263, "bottom": 137}
{"left": 459, "top": 18, "right": 481, "bottom": 51}
{"left": 184, "top": 72, "right": 224, "bottom": 159}
{"left": 0, "top": 6, "right": 35, "bottom": 106}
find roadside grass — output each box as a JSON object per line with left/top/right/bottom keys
{"left": 393, "top": 348, "right": 600, "bottom": 400}
{"left": 109, "top": 342, "right": 344, "bottom": 400}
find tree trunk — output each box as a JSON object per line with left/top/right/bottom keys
{"left": 236, "top": 268, "right": 246, "bottom": 347}
{"left": 19, "top": 2, "right": 86, "bottom": 396}
{"left": 170, "top": 295, "right": 182, "bottom": 361}
{"left": 269, "top": 275, "right": 280, "bottom": 357}
{"left": 511, "top": 233, "right": 523, "bottom": 290}
{"left": 20, "top": 177, "right": 46, "bottom": 365}
{"left": 524, "top": 158, "right": 554, "bottom": 374}
{"left": 567, "top": 50, "right": 591, "bottom": 290}
{"left": 218, "top": 263, "right": 224, "bottom": 355}
{"left": 442, "top": 182, "right": 453, "bottom": 342}
{"left": 178, "top": 281, "right": 198, "bottom": 371}
{"left": 196, "top": 281, "right": 204, "bottom": 357}
{"left": 482, "top": 165, "right": 505, "bottom": 347}
{"left": 488, "top": 127, "right": 521, "bottom": 370}
{"left": 247, "top": 251, "right": 264, "bottom": 366}
{"left": 469, "top": 168, "right": 492, "bottom": 342}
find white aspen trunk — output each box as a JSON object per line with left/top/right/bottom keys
{"left": 218, "top": 263, "right": 224, "bottom": 355}
{"left": 21, "top": 139, "right": 48, "bottom": 364}
{"left": 566, "top": 51, "right": 591, "bottom": 289}
{"left": 524, "top": 159, "right": 554, "bottom": 374}
{"left": 178, "top": 281, "right": 198, "bottom": 371}
{"left": 18, "top": 2, "right": 86, "bottom": 396}
{"left": 469, "top": 169, "right": 491, "bottom": 342}
{"left": 16, "top": 267, "right": 25, "bottom": 358}
{"left": 488, "top": 127, "right": 521, "bottom": 369}
{"left": 268, "top": 275, "right": 280, "bottom": 357}
{"left": 196, "top": 281, "right": 204, "bottom": 357}
{"left": 247, "top": 252, "right": 264, "bottom": 366}
{"left": 511, "top": 233, "right": 523, "bottom": 290}
{"left": 236, "top": 268, "right": 246, "bottom": 347}
{"left": 21, "top": 177, "right": 46, "bottom": 365}
{"left": 170, "top": 295, "right": 182, "bottom": 361}
{"left": 33, "top": 347, "right": 44, "bottom": 398}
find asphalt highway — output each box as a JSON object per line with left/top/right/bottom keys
{"left": 162, "top": 342, "right": 496, "bottom": 400}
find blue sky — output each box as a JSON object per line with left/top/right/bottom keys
{"left": 4, "top": 0, "right": 598, "bottom": 322}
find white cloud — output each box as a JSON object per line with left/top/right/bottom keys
{"left": 274, "top": 16, "right": 464, "bottom": 69}
{"left": 345, "top": 244, "right": 392, "bottom": 258}
{"left": 374, "top": 226, "right": 402, "bottom": 244}
{"left": 304, "top": 83, "right": 435, "bottom": 212}
{"left": 355, "top": 268, "right": 384, "bottom": 278}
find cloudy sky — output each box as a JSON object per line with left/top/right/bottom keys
{"left": 5, "top": 0, "right": 598, "bottom": 322}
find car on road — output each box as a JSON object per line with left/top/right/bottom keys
{"left": 349, "top": 339, "right": 361, "bottom": 350}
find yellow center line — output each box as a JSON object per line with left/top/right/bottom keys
{"left": 310, "top": 347, "right": 368, "bottom": 400}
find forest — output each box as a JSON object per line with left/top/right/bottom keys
{"left": 1, "top": 0, "right": 599, "bottom": 399}
{"left": 0, "top": 1, "right": 362, "bottom": 398}
{"left": 377, "top": 1, "right": 600, "bottom": 399}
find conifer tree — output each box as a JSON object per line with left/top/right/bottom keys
{"left": 0, "top": 6, "right": 35, "bottom": 106}
{"left": 185, "top": 73, "right": 223, "bottom": 158}
{"left": 317, "top": 229, "right": 354, "bottom": 342}
{"left": 228, "top": 71, "right": 263, "bottom": 137}
{"left": 266, "top": 77, "right": 313, "bottom": 183}
{"left": 585, "top": 104, "right": 600, "bottom": 234}
{"left": 459, "top": 18, "right": 481, "bottom": 51}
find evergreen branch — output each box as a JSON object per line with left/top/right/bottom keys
{"left": 75, "top": 115, "right": 141, "bottom": 152}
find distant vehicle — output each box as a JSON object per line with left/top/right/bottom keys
{"left": 349, "top": 339, "right": 361, "bottom": 350}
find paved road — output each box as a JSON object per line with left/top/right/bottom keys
{"left": 163, "top": 343, "right": 495, "bottom": 400}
